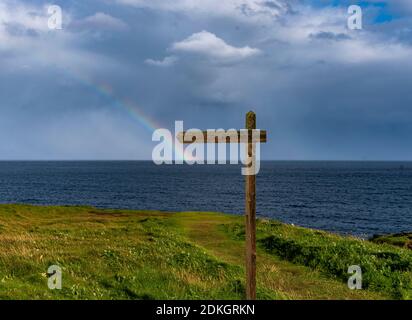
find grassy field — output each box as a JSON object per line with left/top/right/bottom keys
{"left": 0, "top": 204, "right": 411, "bottom": 300}
{"left": 371, "top": 233, "right": 412, "bottom": 250}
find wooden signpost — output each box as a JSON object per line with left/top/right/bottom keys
{"left": 178, "top": 111, "right": 267, "bottom": 300}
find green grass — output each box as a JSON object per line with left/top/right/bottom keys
{"left": 370, "top": 233, "right": 412, "bottom": 250}
{"left": 224, "top": 221, "right": 412, "bottom": 299}
{"left": 0, "top": 204, "right": 410, "bottom": 300}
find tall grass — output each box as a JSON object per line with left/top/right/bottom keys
{"left": 223, "top": 220, "right": 412, "bottom": 299}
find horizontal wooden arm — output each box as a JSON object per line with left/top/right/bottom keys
{"left": 177, "top": 130, "right": 267, "bottom": 144}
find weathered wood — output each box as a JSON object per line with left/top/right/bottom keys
{"left": 245, "top": 111, "right": 257, "bottom": 300}
{"left": 177, "top": 130, "right": 267, "bottom": 144}
{"left": 176, "top": 111, "right": 265, "bottom": 300}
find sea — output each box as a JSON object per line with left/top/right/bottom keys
{"left": 0, "top": 161, "right": 411, "bottom": 238}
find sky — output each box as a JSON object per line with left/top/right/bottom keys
{"left": 0, "top": 0, "right": 411, "bottom": 160}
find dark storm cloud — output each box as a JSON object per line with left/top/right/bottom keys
{"left": 0, "top": 0, "right": 411, "bottom": 159}
{"left": 3, "top": 22, "right": 39, "bottom": 37}
{"left": 309, "top": 31, "right": 351, "bottom": 41}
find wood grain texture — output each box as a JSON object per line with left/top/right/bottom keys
{"left": 245, "top": 111, "right": 257, "bottom": 300}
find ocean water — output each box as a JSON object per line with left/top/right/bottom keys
{"left": 0, "top": 161, "right": 411, "bottom": 238}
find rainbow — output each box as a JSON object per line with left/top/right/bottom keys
{"left": 60, "top": 67, "right": 192, "bottom": 161}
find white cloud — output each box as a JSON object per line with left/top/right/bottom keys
{"left": 70, "top": 12, "right": 127, "bottom": 31}
{"left": 114, "top": 0, "right": 291, "bottom": 23}
{"left": 0, "top": 1, "right": 53, "bottom": 48}
{"left": 171, "top": 31, "right": 261, "bottom": 61}
{"left": 0, "top": 2, "right": 122, "bottom": 75}
{"left": 0, "top": 1, "right": 53, "bottom": 34}
{"left": 251, "top": 5, "right": 412, "bottom": 65}
{"left": 145, "top": 56, "right": 178, "bottom": 67}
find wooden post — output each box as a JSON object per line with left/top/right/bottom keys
{"left": 245, "top": 111, "right": 257, "bottom": 300}
{"left": 177, "top": 111, "right": 266, "bottom": 300}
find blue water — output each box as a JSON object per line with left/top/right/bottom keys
{"left": 0, "top": 161, "right": 411, "bottom": 238}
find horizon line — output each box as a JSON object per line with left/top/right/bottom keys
{"left": 0, "top": 159, "right": 411, "bottom": 162}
